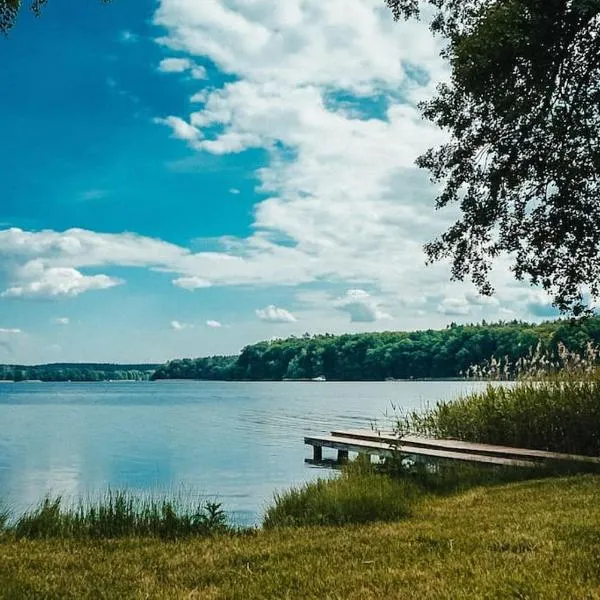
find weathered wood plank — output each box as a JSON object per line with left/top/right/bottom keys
{"left": 305, "top": 435, "right": 537, "bottom": 467}
{"left": 330, "top": 429, "right": 600, "bottom": 465}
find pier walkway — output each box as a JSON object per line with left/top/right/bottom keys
{"left": 304, "top": 429, "right": 600, "bottom": 468}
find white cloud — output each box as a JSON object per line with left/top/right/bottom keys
{"left": 55, "top": 317, "right": 70, "bottom": 325}
{"left": 465, "top": 292, "right": 500, "bottom": 307}
{"left": 154, "top": 116, "right": 201, "bottom": 147}
{"left": 334, "top": 289, "right": 391, "bottom": 322}
{"left": 158, "top": 57, "right": 207, "bottom": 79}
{"left": 206, "top": 320, "right": 222, "bottom": 328}
{"left": 0, "top": 328, "right": 21, "bottom": 334}
{"left": 149, "top": 0, "right": 460, "bottom": 303}
{"left": 229, "top": 188, "right": 240, "bottom": 195}
{"left": 170, "top": 320, "right": 193, "bottom": 330}
{"left": 1, "top": 267, "right": 122, "bottom": 299}
{"left": 173, "top": 276, "right": 212, "bottom": 290}
{"left": 256, "top": 305, "right": 297, "bottom": 323}
{"left": 158, "top": 57, "right": 191, "bottom": 72}
{"left": 0, "top": 2, "right": 548, "bottom": 318}
{"left": 437, "top": 297, "right": 471, "bottom": 316}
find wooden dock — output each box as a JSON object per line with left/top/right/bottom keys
{"left": 304, "top": 429, "right": 600, "bottom": 468}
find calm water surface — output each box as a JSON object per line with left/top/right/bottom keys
{"left": 0, "top": 380, "right": 493, "bottom": 525}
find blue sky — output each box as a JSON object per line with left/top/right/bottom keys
{"left": 0, "top": 0, "right": 558, "bottom": 364}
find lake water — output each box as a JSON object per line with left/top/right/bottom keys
{"left": 0, "top": 380, "right": 493, "bottom": 525}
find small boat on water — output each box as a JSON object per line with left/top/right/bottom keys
{"left": 311, "top": 376, "right": 326, "bottom": 382}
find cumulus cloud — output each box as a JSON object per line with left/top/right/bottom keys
{"left": 172, "top": 276, "right": 212, "bottom": 290}
{"left": 229, "top": 188, "right": 240, "bottom": 195}
{"left": 170, "top": 320, "right": 193, "bottom": 330}
{"left": 1, "top": 267, "right": 122, "bottom": 299}
{"left": 256, "top": 305, "right": 297, "bottom": 323}
{"left": 465, "top": 292, "right": 500, "bottom": 307}
{"left": 149, "top": 0, "right": 453, "bottom": 301}
{"left": 206, "top": 320, "right": 222, "bottom": 328}
{"left": 158, "top": 57, "right": 207, "bottom": 79}
{"left": 153, "top": 116, "right": 201, "bottom": 147}
{"left": 55, "top": 317, "right": 70, "bottom": 325}
{"left": 0, "top": 2, "right": 547, "bottom": 317}
{"left": 437, "top": 297, "right": 471, "bottom": 316}
{"left": 334, "top": 289, "right": 391, "bottom": 322}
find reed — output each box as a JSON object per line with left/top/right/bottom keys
{"left": 402, "top": 369, "right": 600, "bottom": 458}
{"left": 9, "top": 491, "right": 230, "bottom": 540}
{"left": 0, "top": 504, "right": 9, "bottom": 533}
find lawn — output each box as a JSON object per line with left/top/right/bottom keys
{"left": 2, "top": 475, "right": 599, "bottom": 599}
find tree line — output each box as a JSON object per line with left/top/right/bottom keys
{"left": 151, "top": 318, "right": 600, "bottom": 381}
{"left": 5, "top": 318, "right": 600, "bottom": 383}
{"left": 0, "top": 363, "right": 159, "bottom": 382}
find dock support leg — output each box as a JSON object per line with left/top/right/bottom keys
{"left": 313, "top": 445, "right": 322, "bottom": 461}
{"left": 337, "top": 449, "right": 349, "bottom": 463}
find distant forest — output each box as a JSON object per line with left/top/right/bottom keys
{"left": 151, "top": 318, "right": 600, "bottom": 382}
{"left": 0, "top": 363, "right": 159, "bottom": 382}
{"left": 4, "top": 318, "right": 600, "bottom": 383}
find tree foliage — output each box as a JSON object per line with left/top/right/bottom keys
{"left": 0, "top": 363, "right": 159, "bottom": 382}
{"left": 386, "top": 0, "right": 600, "bottom": 314}
{"left": 151, "top": 317, "right": 600, "bottom": 381}
{"left": 1, "top": 0, "right": 110, "bottom": 35}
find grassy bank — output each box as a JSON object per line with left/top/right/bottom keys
{"left": 3, "top": 373, "right": 600, "bottom": 598}
{"left": 1, "top": 475, "right": 600, "bottom": 599}
{"left": 264, "top": 461, "right": 421, "bottom": 527}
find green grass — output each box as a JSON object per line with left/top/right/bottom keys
{"left": 264, "top": 460, "right": 421, "bottom": 527}
{"left": 1, "top": 475, "right": 600, "bottom": 599}
{"left": 4, "top": 491, "right": 230, "bottom": 540}
{"left": 403, "top": 376, "right": 600, "bottom": 456}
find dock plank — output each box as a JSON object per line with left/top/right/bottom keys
{"left": 330, "top": 429, "right": 600, "bottom": 465}
{"left": 304, "top": 435, "right": 537, "bottom": 467}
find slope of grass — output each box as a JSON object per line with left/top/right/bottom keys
{"left": 2, "top": 475, "right": 600, "bottom": 599}
{"left": 264, "top": 460, "right": 420, "bottom": 527}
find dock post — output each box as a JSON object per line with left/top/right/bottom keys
{"left": 313, "top": 445, "right": 322, "bottom": 461}
{"left": 337, "top": 449, "right": 349, "bottom": 463}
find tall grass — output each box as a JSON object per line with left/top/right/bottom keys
{"left": 0, "top": 503, "right": 9, "bottom": 533}
{"left": 402, "top": 373, "right": 600, "bottom": 457}
{"left": 264, "top": 459, "right": 420, "bottom": 528}
{"left": 9, "top": 491, "right": 230, "bottom": 540}
{"left": 399, "top": 341, "right": 600, "bottom": 457}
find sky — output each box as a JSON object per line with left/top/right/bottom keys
{"left": 0, "top": 0, "right": 560, "bottom": 364}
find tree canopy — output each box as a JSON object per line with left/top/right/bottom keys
{"left": 1, "top": 0, "right": 109, "bottom": 34}
{"left": 0, "top": 363, "right": 159, "bottom": 382}
{"left": 151, "top": 317, "right": 600, "bottom": 381}
{"left": 386, "top": 0, "right": 600, "bottom": 315}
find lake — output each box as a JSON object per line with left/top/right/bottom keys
{"left": 0, "top": 380, "right": 494, "bottom": 525}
